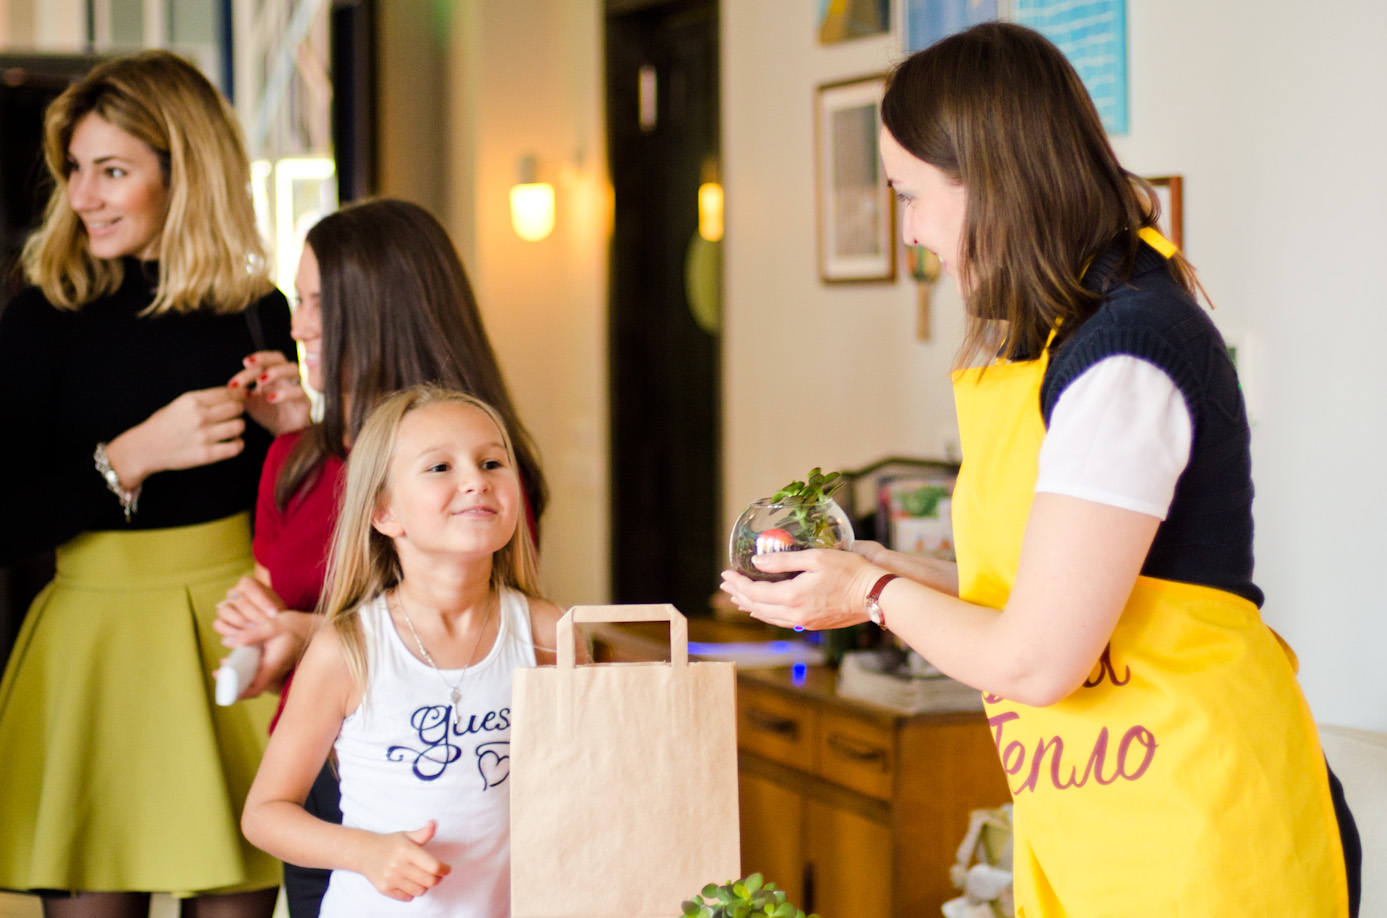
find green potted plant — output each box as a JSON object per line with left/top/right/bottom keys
{"left": 681, "top": 872, "right": 818, "bottom": 918}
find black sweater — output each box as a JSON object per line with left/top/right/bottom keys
{"left": 1041, "top": 242, "right": 1263, "bottom": 607}
{"left": 0, "top": 259, "right": 294, "bottom": 565}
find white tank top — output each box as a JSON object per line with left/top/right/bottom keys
{"left": 321, "top": 587, "right": 536, "bottom": 918}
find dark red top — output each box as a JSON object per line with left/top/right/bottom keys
{"left": 252, "top": 430, "right": 345, "bottom": 613}
{"left": 252, "top": 430, "right": 345, "bottom": 731}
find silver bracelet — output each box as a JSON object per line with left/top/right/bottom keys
{"left": 93, "top": 442, "right": 140, "bottom": 522}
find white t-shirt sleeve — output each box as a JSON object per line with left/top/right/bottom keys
{"left": 1035, "top": 355, "right": 1193, "bottom": 520}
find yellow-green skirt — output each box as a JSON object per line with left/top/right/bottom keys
{"left": 0, "top": 514, "right": 281, "bottom": 895}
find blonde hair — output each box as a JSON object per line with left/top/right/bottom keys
{"left": 22, "top": 49, "right": 272, "bottom": 314}
{"left": 319, "top": 385, "right": 544, "bottom": 694}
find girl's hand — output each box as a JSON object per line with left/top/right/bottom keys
{"left": 230, "top": 351, "right": 311, "bottom": 436}
{"left": 360, "top": 821, "right": 451, "bottom": 901}
{"left": 214, "top": 576, "right": 314, "bottom": 698}
{"left": 104, "top": 386, "right": 249, "bottom": 488}
{"left": 720, "top": 547, "right": 883, "bottom": 632}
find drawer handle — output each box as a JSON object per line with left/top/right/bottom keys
{"left": 826, "top": 733, "right": 887, "bottom": 765}
{"left": 745, "top": 708, "right": 799, "bottom": 739}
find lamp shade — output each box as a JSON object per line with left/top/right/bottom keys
{"left": 511, "top": 182, "right": 555, "bottom": 241}
{"left": 698, "top": 182, "right": 724, "bottom": 242}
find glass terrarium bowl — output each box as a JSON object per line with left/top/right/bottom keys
{"left": 728, "top": 497, "right": 855, "bottom": 582}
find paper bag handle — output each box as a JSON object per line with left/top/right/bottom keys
{"left": 556, "top": 604, "right": 688, "bottom": 669}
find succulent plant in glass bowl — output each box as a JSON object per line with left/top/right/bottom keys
{"left": 728, "top": 467, "right": 855, "bottom": 582}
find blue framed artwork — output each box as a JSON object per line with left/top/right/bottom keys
{"left": 904, "top": 0, "right": 1003, "bottom": 52}
{"left": 818, "top": 0, "right": 892, "bottom": 44}
{"left": 1014, "top": 0, "right": 1128, "bottom": 134}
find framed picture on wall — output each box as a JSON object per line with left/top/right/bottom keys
{"left": 904, "top": 0, "right": 1006, "bottom": 52}
{"left": 815, "top": 74, "right": 896, "bottom": 283}
{"left": 817, "top": 0, "right": 891, "bottom": 44}
{"left": 1146, "top": 174, "right": 1183, "bottom": 250}
{"left": 1015, "top": 0, "right": 1129, "bottom": 133}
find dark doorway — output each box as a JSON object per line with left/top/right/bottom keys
{"left": 605, "top": 0, "right": 722, "bottom": 615}
{"left": 330, "top": 0, "right": 377, "bottom": 204}
{"left": 0, "top": 55, "right": 101, "bottom": 300}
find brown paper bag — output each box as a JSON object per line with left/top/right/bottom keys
{"left": 510, "top": 604, "right": 741, "bottom": 918}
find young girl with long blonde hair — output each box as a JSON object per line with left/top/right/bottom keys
{"left": 242, "top": 386, "right": 576, "bottom": 916}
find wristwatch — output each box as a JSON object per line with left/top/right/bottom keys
{"left": 93, "top": 442, "right": 140, "bottom": 522}
{"left": 865, "top": 573, "right": 898, "bottom": 630}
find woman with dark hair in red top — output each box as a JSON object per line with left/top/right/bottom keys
{"left": 213, "top": 198, "right": 546, "bottom": 918}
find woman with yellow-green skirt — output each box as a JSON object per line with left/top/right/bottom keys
{"left": 0, "top": 50, "right": 310, "bottom": 918}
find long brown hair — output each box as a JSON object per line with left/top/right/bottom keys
{"left": 23, "top": 49, "right": 272, "bottom": 314}
{"left": 276, "top": 199, "right": 548, "bottom": 529}
{"left": 881, "top": 22, "right": 1196, "bottom": 365}
{"left": 319, "top": 385, "right": 543, "bottom": 696}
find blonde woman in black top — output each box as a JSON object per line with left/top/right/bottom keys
{"left": 0, "top": 50, "right": 307, "bottom": 918}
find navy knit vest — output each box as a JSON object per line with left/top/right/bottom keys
{"left": 1039, "top": 241, "right": 1263, "bottom": 607}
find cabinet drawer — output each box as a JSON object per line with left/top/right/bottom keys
{"left": 818, "top": 709, "right": 894, "bottom": 801}
{"left": 738, "top": 683, "right": 817, "bottom": 769}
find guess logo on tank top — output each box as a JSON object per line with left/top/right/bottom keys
{"left": 385, "top": 703, "right": 512, "bottom": 787}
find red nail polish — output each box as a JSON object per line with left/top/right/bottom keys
{"left": 266, "top": 392, "right": 278, "bottom": 402}
{"left": 228, "top": 380, "right": 239, "bottom": 388}
{"left": 259, "top": 373, "right": 269, "bottom": 382}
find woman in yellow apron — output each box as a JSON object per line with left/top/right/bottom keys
{"left": 721, "top": 22, "right": 1359, "bottom": 917}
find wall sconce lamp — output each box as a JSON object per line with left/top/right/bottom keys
{"left": 510, "top": 155, "right": 555, "bottom": 241}
{"left": 697, "top": 155, "right": 723, "bottom": 243}
{"left": 698, "top": 182, "right": 723, "bottom": 242}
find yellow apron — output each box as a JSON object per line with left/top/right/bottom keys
{"left": 950, "top": 232, "right": 1348, "bottom": 916}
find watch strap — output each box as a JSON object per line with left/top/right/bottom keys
{"left": 865, "top": 573, "right": 898, "bottom": 630}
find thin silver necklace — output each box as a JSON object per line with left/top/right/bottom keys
{"left": 392, "top": 589, "right": 494, "bottom": 728}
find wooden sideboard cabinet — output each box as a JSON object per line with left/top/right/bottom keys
{"left": 589, "top": 622, "right": 1011, "bottom": 918}
{"left": 736, "top": 666, "right": 1008, "bottom": 918}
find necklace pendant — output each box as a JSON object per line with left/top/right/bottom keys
{"left": 450, "top": 687, "right": 462, "bottom": 708}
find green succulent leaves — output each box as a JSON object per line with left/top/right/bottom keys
{"left": 769, "top": 468, "right": 846, "bottom": 550}
{"left": 681, "top": 873, "right": 817, "bottom": 918}
{"left": 770, "top": 467, "right": 844, "bottom": 507}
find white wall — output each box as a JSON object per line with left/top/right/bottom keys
{"left": 449, "top": 0, "right": 611, "bottom": 610}
{"left": 721, "top": 3, "right": 966, "bottom": 521}
{"left": 1112, "top": 3, "right": 1387, "bottom": 732}
{"left": 722, "top": 2, "right": 1387, "bottom": 731}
